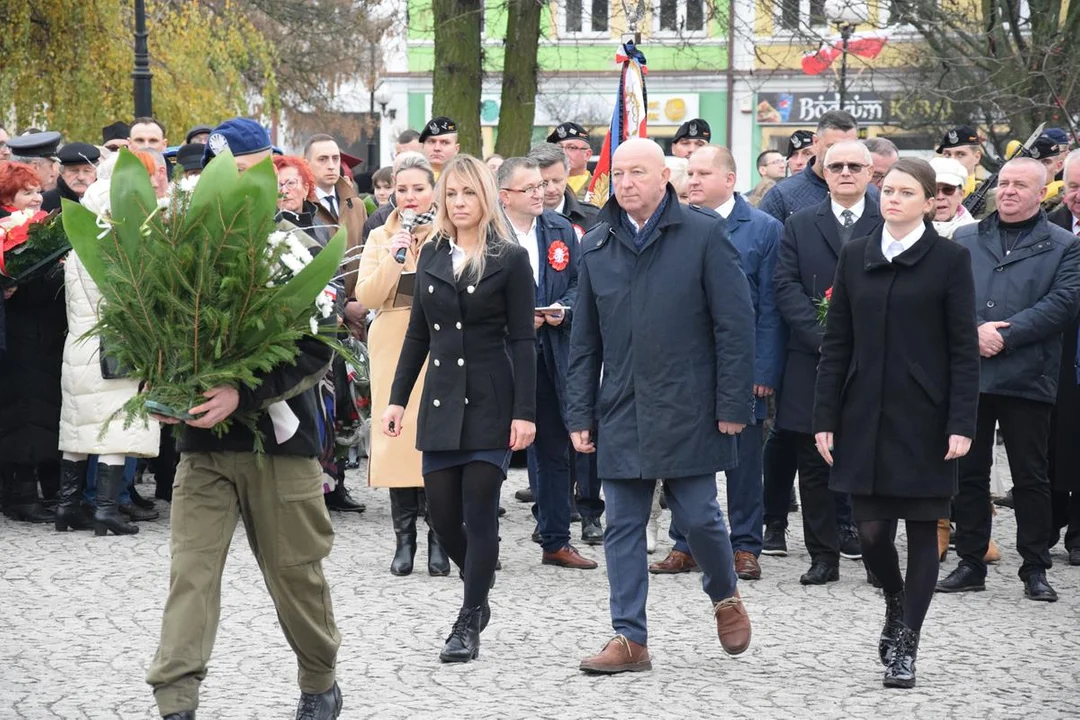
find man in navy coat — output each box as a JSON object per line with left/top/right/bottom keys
{"left": 498, "top": 157, "right": 598, "bottom": 570}
{"left": 650, "top": 146, "right": 784, "bottom": 581}
{"left": 567, "top": 138, "right": 755, "bottom": 673}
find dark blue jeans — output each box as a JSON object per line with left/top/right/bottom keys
{"left": 572, "top": 449, "right": 604, "bottom": 521}
{"left": 82, "top": 456, "right": 136, "bottom": 505}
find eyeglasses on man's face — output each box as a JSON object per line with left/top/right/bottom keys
{"left": 502, "top": 181, "right": 549, "bottom": 195}
{"left": 825, "top": 162, "right": 867, "bottom": 174}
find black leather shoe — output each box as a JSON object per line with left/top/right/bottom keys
{"left": 325, "top": 483, "right": 365, "bottom": 513}
{"left": 129, "top": 483, "right": 156, "bottom": 510}
{"left": 163, "top": 712, "right": 195, "bottom": 719}
{"left": 882, "top": 624, "right": 918, "bottom": 688}
{"left": 514, "top": 488, "right": 534, "bottom": 503}
{"left": 531, "top": 523, "right": 541, "bottom": 544}
{"left": 120, "top": 502, "right": 160, "bottom": 521}
{"left": 762, "top": 521, "right": 787, "bottom": 556}
{"left": 879, "top": 589, "right": 905, "bottom": 665}
{"left": 799, "top": 561, "right": 839, "bottom": 585}
{"left": 993, "top": 489, "right": 1014, "bottom": 509}
{"left": 935, "top": 563, "right": 985, "bottom": 593}
{"left": 1024, "top": 571, "right": 1058, "bottom": 602}
{"left": 1069, "top": 548, "right": 1080, "bottom": 566}
{"left": 581, "top": 517, "right": 604, "bottom": 545}
{"left": 440, "top": 606, "right": 482, "bottom": 662}
{"left": 295, "top": 682, "right": 342, "bottom": 719}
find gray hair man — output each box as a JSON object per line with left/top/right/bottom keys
{"left": 865, "top": 137, "right": 899, "bottom": 189}
{"left": 528, "top": 142, "right": 600, "bottom": 235}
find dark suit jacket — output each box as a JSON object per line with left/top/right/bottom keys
{"left": 773, "top": 197, "right": 883, "bottom": 433}
{"left": 559, "top": 189, "right": 600, "bottom": 235}
{"left": 41, "top": 176, "right": 79, "bottom": 213}
{"left": 1048, "top": 205, "right": 1080, "bottom": 492}
{"left": 533, "top": 211, "right": 580, "bottom": 410}
{"left": 390, "top": 234, "right": 537, "bottom": 451}
{"left": 813, "top": 224, "right": 980, "bottom": 498}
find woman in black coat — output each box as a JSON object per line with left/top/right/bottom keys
{"left": 813, "top": 158, "right": 979, "bottom": 689}
{"left": 382, "top": 154, "right": 536, "bottom": 664}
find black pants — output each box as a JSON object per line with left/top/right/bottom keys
{"left": 764, "top": 425, "right": 853, "bottom": 529}
{"left": 1051, "top": 491, "right": 1080, "bottom": 550}
{"left": 795, "top": 432, "right": 839, "bottom": 565}
{"left": 956, "top": 393, "right": 1053, "bottom": 579}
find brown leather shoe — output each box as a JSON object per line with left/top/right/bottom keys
{"left": 648, "top": 549, "right": 697, "bottom": 574}
{"left": 714, "top": 589, "right": 752, "bottom": 655}
{"left": 579, "top": 635, "right": 652, "bottom": 674}
{"left": 542, "top": 544, "right": 598, "bottom": 570}
{"left": 734, "top": 550, "right": 761, "bottom": 580}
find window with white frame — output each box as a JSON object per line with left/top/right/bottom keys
{"left": 777, "top": 0, "right": 827, "bottom": 31}
{"left": 560, "top": 0, "right": 610, "bottom": 36}
{"left": 654, "top": 0, "right": 707, "bottom": 35}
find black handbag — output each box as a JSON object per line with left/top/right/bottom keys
{"left": 99, "top": 337, "right": 132, "bottom": 380}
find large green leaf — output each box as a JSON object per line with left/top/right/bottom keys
{"left": 60, "top": 200, "right": 108, "bottom": 286}
{"left": 109, "top": 149, "right": 160, "bottom": 262}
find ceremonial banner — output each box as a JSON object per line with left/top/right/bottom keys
{"left": 585, "top": 41, "right": 648, "bottom": 206}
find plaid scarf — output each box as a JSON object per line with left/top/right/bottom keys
{"left": 407, "top": 205, "right": 438, "bottom": 228}
{"left": 620, "top": 193, "right": 670, "bottom": 251}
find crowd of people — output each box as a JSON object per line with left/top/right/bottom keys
{"left": 1, "top": 107, "right": 1079, "bottom": 718}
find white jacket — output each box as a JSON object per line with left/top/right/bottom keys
{"left": 57, "top": 250, "right": 160, "bottom": 456}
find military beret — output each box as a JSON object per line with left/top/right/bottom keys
{"left": 176, "top": 144, "right": 205, "bottom": 173}
{"left": 1029, "top": 133, "right": 1064, "bottom": 160}
{"left": 786, "top": 129, "right": 815, "bottom": 157}
{"left": 673, "top": 119, "right": 711, "bottom": 144}
{"left": 6, "top": 131, "right": 62, "bottom": 159}
{"left": 419, "top": 116, "right": 458, "bottom": 143}
{"left": 102, "top": 121, "right": 130, "bottom": 145}
{"left": 547, "top": 122, "right": 589, "bottom": 144}
{"left": 1043, "top": 127, "right": 1070, "bottom": 148}
{"left": 185, "top": 125, "right": 213, "bottom": 145}
{"left": 936, "top": 125, "right": 981, "bottom": 153}
{"left": 56, "top": 142, "right": 100, "bottom": 166}
{"left": 203, "top": 117, "right": 272, "bottom": 167}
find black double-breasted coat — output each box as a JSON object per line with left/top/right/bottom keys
{"left": 812, "top": 224, "right": 981, "bottom": 498}
{"left": 389, "top": 234, "right": 536, "bottom": 452}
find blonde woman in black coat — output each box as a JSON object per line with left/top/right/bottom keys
{"left": 813, "top": 158, "right": 980, "bottom": 689}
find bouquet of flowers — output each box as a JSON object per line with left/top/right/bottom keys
{"left": 60, "top": 149, "right": 346, "bottom": 450}
{"left": 0, "top": 209, "right": 71, "bottom": 288}
{"left": 816, "top": 286, "right": 833, "bottom": 325}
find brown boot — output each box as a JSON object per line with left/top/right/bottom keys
{"left": 648, "top": 549, "right": 697, "bottom": 574}
{"left": 579, "top": 635, "right": 652, "bottom": 674}
{"left": 937, "top": 518, "right": 951, "bottom": 562}
{"left": 542, "top": 544, "right": 599, "bottom": 569}
{"left": 985, "top": 538, "right": 1001, "bottom": 564}
{"left": 734, "top": 550, "right": 761, "bottom": 580}
{"left": 714, "top": 589, "right": 752, "bottom": 655}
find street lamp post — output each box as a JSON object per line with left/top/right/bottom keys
{"left": 133, "top": 0, "right": 153, "bottom": 117}
{"left": 825, "top": 0, "right": 867, "bottom": 114}
{"left": 837, "top": 22, "right": 854, "bottom": 112}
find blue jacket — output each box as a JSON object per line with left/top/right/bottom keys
{"left": 759, "top": 159, "right": 880, "bottom": 222}
{"left": 715, "top": 194, "right": 785, "bottom": 422}
{"left": 533, "top": 210, "right": 581, "bottom": 409}
{"left": 566, "top": 186, "right": 755, "bottom": 480}
{"left": 954, "top": 212, "right": 1080, "bottom": 404}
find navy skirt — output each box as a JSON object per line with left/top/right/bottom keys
{"left": 422, "top": 448, "right": 513, "bottom": 478}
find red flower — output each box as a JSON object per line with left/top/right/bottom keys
{"left": 824, "top": 286, "right": 833, "bottom": 301}
{"left": 547, "top": 240, "right": 570, "bottom": 272}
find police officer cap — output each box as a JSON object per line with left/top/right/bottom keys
{"left": 936, "top": 125, "right": 980, "bottom": 153}
{"left": 1043, "top": 127, "right": 1070, "bottom": 148}
{"left": 56, "top": 142, "right": 100, "bottom": 166}
{"left": 419, "top": 116, "right": 458, "bottom": 143}
{"left": 1028, "top": 133, "right": 1064, "bottom": 160}
{"left": 176, "top": 144, "right": 205, "bottom": 173}
{"left": 202, "top": 117, "right": 272, "bottom": 167}
{"left": 6, "top": 131, "right": 62, "bottom": 159}
{"left": 787, "top": 129, "right": 815, "bottom": 157}
{"left": 673, "top": 118, "right": 711, "bottom": 144}
{"left": 185, "top": 125, "right": 213, "bottom": 145}
{"left": 102, "top": 121, "right": 130, "bottom": 145}
{"left": 547, "top": 122, "right": 589, "bottom": 144}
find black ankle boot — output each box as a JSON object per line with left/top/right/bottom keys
{"left": 879, "top": 588, "right": 905, "bottom": 665}
{"left": 389, "top": 489, "right": 418, "bottom": 576}
{"left": 428, "top": 529, "right": 451, "bottom": 576}
{"left": 4, "top": 464, "right": 54, "bottom": 523}
{"left": 93, "top": 464, "right": 139, "bottom": 536}
{"left": 439, "top": 606, "right": 483, "bottom": 663}
{"left": 883, "top": 624, "right": 919, "bottom": 688}
{"left": 129, "top": 482, "right": 156, "bottom": 510}
{"left": 163, "top": 712, "right": 195, "bottom": 719}
{"left": 55, "top": 460, "right": 93, "bottom": 531}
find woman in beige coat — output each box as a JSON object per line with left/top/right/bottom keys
{"left": 356, "top": 153, "right": 449, "bottom": 576}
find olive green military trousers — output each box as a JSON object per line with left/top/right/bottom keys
{"left": 146, "top": 452, "right": 340, "bottom": 716}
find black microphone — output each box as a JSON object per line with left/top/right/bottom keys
{"left": 395, "top": 209, "right": 417, "bottom": 264}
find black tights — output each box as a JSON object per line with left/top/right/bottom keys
{"left": 423, "top": 461, "right": 503, "bottom": 608}
{"left": 859, "top": 519, "right": 939, "bottom": 634}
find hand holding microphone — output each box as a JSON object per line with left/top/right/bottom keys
{"left": 394, "top": 209, "right": 417, "bottom": 264}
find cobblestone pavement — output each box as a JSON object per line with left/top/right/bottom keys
{"left": 2, "top": 459, "right": 1079, "bottom": 720}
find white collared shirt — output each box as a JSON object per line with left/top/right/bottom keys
{"left": 715, "top": 195, "right": 737, "bottom": 219}
{"left": 554, "top": 196, "right": 567, "bottom": 216}
{"left": 316, "top": 186, "right": 338, "bottom": 215}
{"left": 882, "top": 224, "right": 926, "bottom": 262}
{"left": 831, "top": 197, "right": 866, "bottom": 225}
{"left": 448, "top": 238, "right": 466, "bottom": 273}
{"left": 513, "top": 217, "right": 541, "bottom": 285}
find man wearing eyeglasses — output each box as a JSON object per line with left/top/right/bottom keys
{"left": 774, "top": 140, "right": 883, "bottom": 586}
{"left": 548, "top": 122, "right": 593, "bottom": 203}
{"left": 931, "top": 157, "right": 977, "bottom": 239}
{"left": 865, "top": 137, "right": 899, "bottom": 190}
{"left": 497, "top": 156, "right": 598, "bottom": 571}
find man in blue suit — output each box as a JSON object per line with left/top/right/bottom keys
{"left": 497, "top": 157, "right": 598, "bottom": 570}
{"left": 650, "top": 146, "right": 784, "bottom": 581}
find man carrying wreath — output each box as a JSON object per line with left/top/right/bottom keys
{"left": 145, "top": 118, "right": 343, "bottom": 720}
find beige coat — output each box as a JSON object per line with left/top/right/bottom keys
{"left": 355, "top": 209, "right": 432, "bottom": 488}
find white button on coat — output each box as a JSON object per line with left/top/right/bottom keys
{"left": 433, "top": 399, "right": 441, "bottom": 407}
{"left": 434, "top": 323, "right": 440, "bottom": 331}
{"left": 455, "top": 322, "right": 462, "bottom": 329}
{"left": 466, "top": 285, "right": 475, "bottom": 294}
{"left": 433, "top": 359, "right": 441, "bottom": 367}
{"left": 457, "top": 358, "right": 464, "bottom": 367}
{"left": 428, "top": 285, "right": 434, "bottom": 293}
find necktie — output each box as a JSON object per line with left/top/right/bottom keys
{"left": 887, "top": 240, "right": 905, "bottom": 262}
{"left": 841, "top": 209, "right": 855, "bottom": 228}
{"left": 324, "top": 194, "right": 338, "bottom": 218}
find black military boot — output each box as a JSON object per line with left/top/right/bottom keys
{"left": 325, "top": 468, "right": 365, "bottom": 513}
{"left": 4, "top": 463, "right": 54, "bottom": 523}
{"left": 879, "top": 588, "right": 905, "bottom": 665}
{"left": 882, "top": 624, "right": 919, "bottom": 688}
{"left": 163, "top": 712, "right": 195, "bottom": 719}
{"left": 389, "top": 488, "right": 418, "bottom": 576}
{"left": 55, "top": 459, "right": 93, "bottom": 532}
{"left": 439, "top": 606, "right": 483, "bottom": 663}
{"left": 295, "top": 682, "right": 342, "bottom": 719}
{"left": 93, "top": 463, "right": 139, "bottom": 536}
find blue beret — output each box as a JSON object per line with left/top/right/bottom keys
{"left": 1044, "top": 127, "right": 1070, "bottom": 147}
{"left": 202, "top": 118, "right": 272, "bottom": 167}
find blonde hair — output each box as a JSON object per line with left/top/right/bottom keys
{"left": 433, "top": 154, "right": 512, "bottom": 282}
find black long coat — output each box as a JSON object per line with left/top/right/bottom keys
{"left": 1047, "top": 205, "right": 1080, "bottom": 492}
{"left": 390, "top": 234, "right": 536, "bottom": 451}
{"left": 813, "top": 224, "right": 980, "bottom": 498}
{"left": 773, "top": 198, "right": 883, "bottom": 434}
